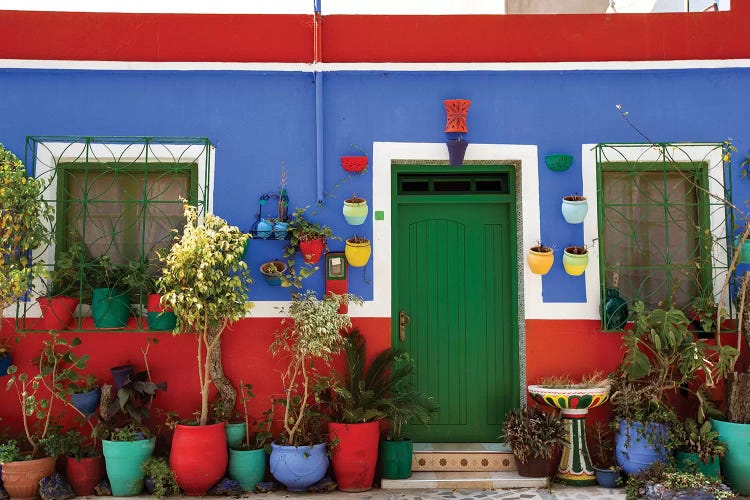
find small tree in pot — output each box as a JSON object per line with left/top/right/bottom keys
{"left": 268, "top": 289, "right": 360, "bottom": 492}
{"left": 0, "top": 143, "right": 53, "bottom": 333}
{"left": 159, "top": 203, "right": 253, "bottom": 495}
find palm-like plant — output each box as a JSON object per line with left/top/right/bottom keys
{"left": 326, "top": 329, "right": 438, "bottom": 435}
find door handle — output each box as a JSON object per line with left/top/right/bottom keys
{"left": 399, "top": 310, "right": 411, "bottom": 342}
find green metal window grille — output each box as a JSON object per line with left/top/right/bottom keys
{"left": 17, "top": 136, "right": 213, "bottom": 332}
{"left": 596, "top": 143, "right": 734, "bottom": 330}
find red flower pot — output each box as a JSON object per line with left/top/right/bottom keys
{"left": 170, "top": 423, "right": 228, "bottom": 495}
{"left": 299, "top": 238, "right": 325, "bottom": 264}
{"left": 341, "top": 156, "right": 368, "bottom": 173}
{"left": 328, "top": 421, "right": 380, "bottom": 492}
{"left": 37, "top": 296, "right": 79, "bottom": 330}
{"left": 67, "top": 456, "right": 105, "bottom": 496}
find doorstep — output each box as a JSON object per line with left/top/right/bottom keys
{"left": 412, "top": 442, "right": 516, "bottom": 472}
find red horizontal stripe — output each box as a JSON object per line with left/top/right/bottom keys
{"left": 0, "top": 6, "right": 747, "bottom": 63}
{"left": 0, "top": 11, "right": 313, "bottom": 62}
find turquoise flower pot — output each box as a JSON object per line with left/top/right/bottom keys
{"left": 712, "top": 418, "right": 750, "bottom": 494}
{"left": 561, "top": 196, "right": 588, "bottom": 224}
{"left": 343, "top": 196, "right": 368, "bottom": 225}
{"left": 273, "top": 221, "right": 289, "bottom": 240}
{"left": 102, "top": 438, "right": 155, "bottom": 496}
{"left": 229, "top": 448, "right": 266, "bottom": 491}
{"left": 256, "top": 219, "right": 273, "bottom": 239}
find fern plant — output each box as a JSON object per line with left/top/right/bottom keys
{"left": 325, "top": 329, "right": 438, "bottom": 436}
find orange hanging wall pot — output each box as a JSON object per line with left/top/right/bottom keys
{"left": 444, "top": 99, "right": 471, "bottom": 133}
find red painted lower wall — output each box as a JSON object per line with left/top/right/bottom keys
{"left": 0, "top": 316, "right": 681, "bottom": 437}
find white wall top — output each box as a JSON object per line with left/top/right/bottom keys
{"left": 0, "top": 0, "right": 504, "bottom": 14}
{"left": 0, "top": 0, "right": 313, "bottom": 14}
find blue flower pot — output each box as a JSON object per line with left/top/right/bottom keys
{"left": 273, "top": 221, "right": 289, "bottom": 240}
{"left": 561, "top": 196, "right": 588, "bottom": 224}
{"left": 594, "top": 467, "right": 620, "bottom": 488}
{"left": 0, "top": 353, "right": 12, "bottom": 377}
{"left": 615, "top": 420, "right": 670, "bottom": 475}
{"left": 256, "top": 219, "right": 273, "bottom": 239}
{"left": 269, "top": 442, "right": 328, "bottom": 492}
{"left": 71, "top": 387, "right": 101, "bottom": 416}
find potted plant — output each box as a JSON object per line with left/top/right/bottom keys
{"left": 527, "top": 243, "right": 554, "bottom": 275}
{"left": 379, "top": 352, "right": 438, "bottom": 480}
{"left": 587, "top": 421, "right": 621, "bottom": 488}
{"left": 0, "top": 143, "right": 53, "bottom": 335}
{"left": 285, "top": 206, "right": 337, "bottom": 265}
{"left": 36, "top": 243, "right": 86, "bottom": 330}
{"left": 159, "top": 203, "right": 253, "bottom": 495}
{"left": 95, "top": 341, "right": 166, "bottom": 498}
{"left": 501, "top": 406, "right": 567, "bottom": 478}
{"left": 260, "top": 260, "right": 287, "bottom": 286}
{"left": 269, "top": 290, "right": 360, "bottom": 491}
{"left": 40, "top": 428, "right": 105, "bottom": 497}
{"left": 3, "top": 333, "right": 86, "bottom": 499}
{"left": 89, "top": 254, "right": 131, "bottom": 329}
{"left": 340, "top": 144, "right": 369, "bottom": 173}
{"left": 142, "top": 456, "right": 181, "bottom": 499}
{"left": 345, "top": 235, "right": 371, "bottom": 268}
{"left": 561, "top": 194, "right": 588, "bottom": 224}
{"left": 97, "top": 366, "right": 166, "bottom": 497}
{"left": 121, "top": 256, "right": 175, "bottom": 331}
{"left": 69, "top": 373, "right": 101, "bottom": 416}
{"left": 674, "top": 418, "right": 725, "bottom": 479}
{"left": 323, "top": 329, "right": 391, "bottom": 492}
{"left": 227, "top": 381, "right": 272, "bottom": 492}
{"left": 688, "top": 293, "right": 722, "bottom": 339}
{"left": 610, "top": 301, "right": 733, "bottom": 475}
{"left": 342, "top": 193, "right": 368, "bottom": 226}
{"left": 562, "top": 245, "right": 589, "bottom": 276}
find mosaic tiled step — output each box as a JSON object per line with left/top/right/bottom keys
{"left": 412, "top": 443, "right": 517, "bottom": 472}
{"left": 380, "top": 471, "right": 547, "bottom": 490}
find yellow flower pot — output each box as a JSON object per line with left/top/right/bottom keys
{"left": 345, "top": 238, "right": 371, "bottom": 267}
{"left": 527, "top": 246, "right": 554, "bottom": 275}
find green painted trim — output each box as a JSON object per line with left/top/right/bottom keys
{"left": 391, "top": 162, "right": 520, "bottom": 441}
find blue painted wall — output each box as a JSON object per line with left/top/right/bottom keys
{"left": 2, "top": 67, "right": 749, "bottom": 302}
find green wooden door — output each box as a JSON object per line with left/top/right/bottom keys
{"left": 393, "top": 167, "right": 519, "bottom": 442}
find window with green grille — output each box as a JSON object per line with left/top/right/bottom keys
{"left": 17, "top": 137, "right": 213, "bottom": 332}
{"left": 596, "top": 143, "right": 732, "bottom": 329}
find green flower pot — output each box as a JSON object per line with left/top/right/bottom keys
{"left": 380, "top": 439, "right": 413, "bottom": 479}
{"left": 225, "top": 423, "right": 246, "bottom": 449}
{"left": 676, "top": 451, "right": 720, "bottom": 478}
{"left": 92, "top": 288, "right": 131, "bottom": 329}
{"left": 228, "top": 448, "right": 266, "bottom": 491}
{"left": 102, "top": 438, "right": 155, "bottom": 496}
